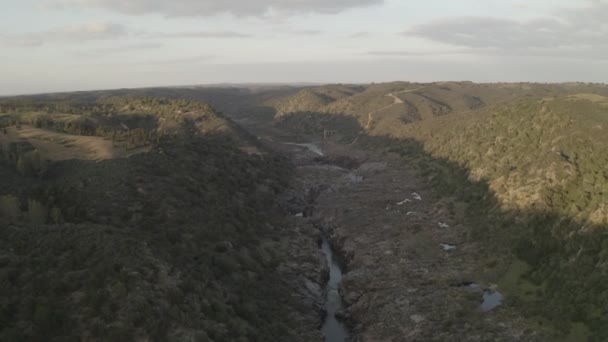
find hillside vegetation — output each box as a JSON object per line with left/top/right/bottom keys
{"left": 395, "top": 96, "right": 608, "bottom": 225}
{"left": 271, "top": 81, "right": 608, "bottom": 339}
{"left": 355, "top": 93, "right": 608, "bottom": 340}
{"left": 270, "top": 82, "right": 608, "bottom": 138}
{"left": 0, "top": 97, "right": 315, "bottom": 341}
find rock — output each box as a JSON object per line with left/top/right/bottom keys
{"left": 303, "top": 206, "right": 314, "bottom": 217}
{"left": 412, "top": 192, "right": 422, "bottom": 201}
{"left": 335, "top": 310, "right": 347, "bottom": 321}
{"left": 397, "top": 198, "right": 412, "bottom": 205}
{"left": 356, "top": 162, "right": 387, "bottom": 175}
{"left": 410, "top": 314, "right": 425, "bottom": 324}
{"left": 343, "top": 173, "right": 364, "bottom": 184}
{"left": 304, "top": 279, "right": 322, "bottom": 298}
{"left": 438, "top": 222, "right": 450, "bottom": 229}
{"left": 440, "top": 243, "right": 457, "bottom": 251}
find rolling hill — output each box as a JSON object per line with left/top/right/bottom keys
{"left": 0, "top": 96, "right": 322, "bottom": 341}
{"left": 269, "top": 82, "right": 608, "bottom": 139}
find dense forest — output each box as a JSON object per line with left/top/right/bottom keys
{"left": 0, "top": 97, "right": 312, "bottom": 341}
{"left": 358, "top": 96, "right": 608, "bottom": 339}
{"left": 4, "top": 83, "right": 608, "bottom": 340}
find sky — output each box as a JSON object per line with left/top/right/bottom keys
{"left": 0, "top": 0, "right": 607, "bottom": 94}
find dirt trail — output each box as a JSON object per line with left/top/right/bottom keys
{"left": 352, "top": 87, "right": 425, "bottom": 144}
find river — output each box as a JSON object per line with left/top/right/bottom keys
{"left": 320, "top": 236, "right": 349, "bottom": 342}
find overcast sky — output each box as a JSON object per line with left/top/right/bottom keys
{"left": 1, "top": 0, "right": 607, "bottom": 94}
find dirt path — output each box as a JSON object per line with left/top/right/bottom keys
{"left": 353, "top": 87, "right": 425, "bottom": 144}
{"left": 363, "top": 101, "right": 397, "bottom": 130}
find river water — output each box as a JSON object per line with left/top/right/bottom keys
{"left": 320, "top": 237, "right": 349, "bottom": 342}
{"left": 481, "top": 291, "right": 504, "bottom": 311}
{"left": 285, "top": 142, "right": 325, "bottom": 156}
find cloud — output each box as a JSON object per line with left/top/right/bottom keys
{"left": 366, "top": 46, "right": 608, "bottom": 61}
{"left": 73, "top": 42, "right": 162, "bottom": 58}
{"left": 364, "top": 49, "right": 471, "bottom": 57}
{"left": 1, "top": 23, "right": 253, "bottom": 48}
{"left": 44, "top": 0, "right": 384, "bottom": 17}
{"left": 348, "top": 31, "right": 370, "bottom": 39}
{"left": 283, "top": 29, "right": 324, "bottom": 35}
{"left": 1, "top": 22, "right": 126, "bottom": 47}
{"left": 87, "top": 55, "right": 217, "bottom": 67}
{"left": 404, "top": 0, "right": 608, "bottom": 59}
{"left": 148, "top": 30, "right": 251, "bottom": 39}
{"left": 406, "top": 17, "right": 571, "bottom": 49}
{"left": 144, "top": 55, "right": 217, "bottom": 65}
{"left": 265, "top": 29, "right": 325, "bottom": 37}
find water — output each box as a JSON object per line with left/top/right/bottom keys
{"left": 481, "top": 291, "right": 504, "bottom": 311}
{"left": 320, "top": 237, "right": 349, "bottom": 342}
{"left": 453, "top": 282, "right": 504, "bottom": 311}
{"left": 285, "top": 142, "right": 325, "bottom": 156}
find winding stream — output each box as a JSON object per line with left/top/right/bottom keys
{"left": 320, "top": 236, "right": 349, "bottom": 342}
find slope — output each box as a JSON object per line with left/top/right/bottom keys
{"left": 0, "top": 96, "right": 323, "bottom": 341}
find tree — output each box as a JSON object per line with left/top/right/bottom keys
{"left": 0, "top": 195, "right": 21, "bottom": 222}
{"left": 50, "top": 207, "right": 62, "bottom": 224}
{"left": 28, "top": 199, "right": 48, "bottom": 224}
{"left": 128, "top": 128, "right": 148, "bottom": 148}
{"left": 16, "top": 150, "right": 43, "bottom": 177}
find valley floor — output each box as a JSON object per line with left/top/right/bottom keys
{"left": 267, "top": 135, "right": 553, "bottom": 341}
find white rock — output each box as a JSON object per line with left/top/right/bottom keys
{"left": 295, "top": 213, "right": 304, "bottom": 217}
{"left": 406, "top": 211, "right": 417, "bottom": 216}
{"left": 440, "top": 244, "right": 457, "bottom": 251}
{"left": 412, "top": 192, "right": 422, "bottom": 201}
{"left": 357, "top": 162, "right": 387, "bottom": 174}
{"left": 438, "top": 222, "right": 450, "bottom": 229}
{"left": 344, "top": 173, "right": 364, "bottom": 183}
{"left": 410, "top": 314, "right": 425, "bottom": 323}
{"left": 304, "top": 279, "right": 322, "bottom": 297}
{"left": 397, "top": 198, "right": 412, "bottom": 205}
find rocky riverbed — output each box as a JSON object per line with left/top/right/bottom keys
{"left": 279, "top": 139, "right": 550, "bottom": 341}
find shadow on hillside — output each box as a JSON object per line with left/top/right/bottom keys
{"left": 0, "top": 130, "right": 299, "bottom": 341}
{"left": 273, "top": 111, "right": 363, "bottom": 141}
{"left": 272, "top": 111, "right": 608, "bottom": 338}
{"left": 354, "top": 133, "right": 608, "bottom": 339}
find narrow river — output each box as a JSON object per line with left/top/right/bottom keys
{"left": 320, "top": 236, "right": 349, "bottom": 342}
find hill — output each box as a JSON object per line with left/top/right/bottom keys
{"left": 269, "top": 82, "right": 608, "bottom": 139}
{"left": 0, "top": 96, "right": 322, "bottom": 341}
{"left": 264, "top": 81, "right": 608, "bottom": 339}
{"left": 350, "top": 93, "right": 608, "bottom": 339}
